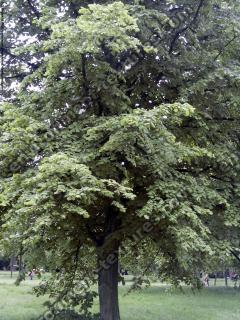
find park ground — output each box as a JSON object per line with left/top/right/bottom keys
{"left": 0, "top": 272, "right": 239, "bottom": 320}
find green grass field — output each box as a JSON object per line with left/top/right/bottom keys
{"left": 0, "top": 272, "right": 239, "bottom": 320}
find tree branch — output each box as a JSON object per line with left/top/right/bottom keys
{"left": 169, "top": 0, "right": 205, "bottom": 54}
{"left": 5, "top": 73, "right": 28, "bottom": 80}
{"left": 2, "top": 47, "right": 39, "bottom": 70}
{"left": 214, "top": 34, "right": 238, "bottom": 61}
{"left": 69, "top": 2, "right": 80, "bottom": 18}
{"left": 81, "top": 54, "right": 89, "bottom": 97}
{"left": 230, "top": 249, "right": 240, "bottom": 264}
{"left": 27, "top": 0, "right": 40, "bottom": 19}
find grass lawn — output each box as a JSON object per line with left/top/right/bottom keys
{"left": 0, "top": 272, "right": 239, "bottom": 320}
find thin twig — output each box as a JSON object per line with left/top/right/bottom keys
{"left": 214, "top": 34, "right": 238, "bottom": 61}
{"left": 169, "top": 0, "right": 205, "bottom": 54}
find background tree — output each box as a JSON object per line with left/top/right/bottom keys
{"left": 0, "top": 1, "right": 240, "bottom": 319}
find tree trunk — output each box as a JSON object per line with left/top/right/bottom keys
{"left": 19, "top": 254, "right": 22, "bottom": 274}
{"left": 224, "top": 270, "right": 228, "bottom": 287}
{"left": 98, "top": 246, "right": 120, "bottom": 320}
{"left": 10, "top": 256, "right": 15, "bottom": 278}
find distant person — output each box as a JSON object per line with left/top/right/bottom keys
{"left": 204, "top": 274, "right": 209, "bottom": 287}
{"left": 231, "top": 272, "right": 239, "bottom": 287}
{"left": 28, "top": 270, "right": 33, "bottom": 280}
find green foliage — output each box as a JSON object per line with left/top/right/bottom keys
{"left": 1, "top": 0, "right": 240, "bottom": 317}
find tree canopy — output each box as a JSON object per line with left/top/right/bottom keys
{"left": 1, "top": 1, "right": 240, "bottom": 319}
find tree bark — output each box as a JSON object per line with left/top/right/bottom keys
{"left": 224, "top": 270, "right": 228, "bottom": 287}
{"left": 98, "top": 246, "right": 120, "bottom": 320}
{"left": 10, "top": 256, "right": 16, "bottom": 278}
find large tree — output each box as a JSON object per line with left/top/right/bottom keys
{"left": 1, "top": 1, "right": 240, "bottom": 319}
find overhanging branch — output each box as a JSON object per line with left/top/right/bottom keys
{"left": 169, "top": 0, "right": 205, "bottom": 54}
{"left": 230, "top": 249, "right": 240, "bottom": 264}
{"left": 27, "top": 0, "right": 40, "bottom": 19}
{"left": 214, "top": 34, "right": 238, "bottom": 61}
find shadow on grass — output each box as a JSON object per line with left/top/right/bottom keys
{"left": 36, "top": 310, "right": 100, "bottom": 320}
{"left": 120, "top": 284, "right": 240, "bottom": 298}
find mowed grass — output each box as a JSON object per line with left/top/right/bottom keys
{"left": 0, "top": 272, "right": 47, "bottom": 320}
{"left": 119, "top": 286, "right": 240, "bottom": 320}
{"left": 0, "top": 272, "right": 239, "bottom": 320}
